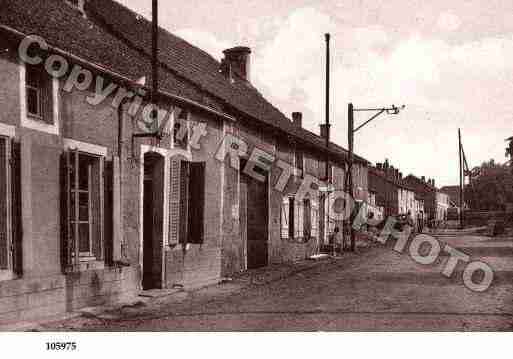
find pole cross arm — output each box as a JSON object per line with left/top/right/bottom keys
{"left": 352, "top": 105, "right": 405, "bottom": 133}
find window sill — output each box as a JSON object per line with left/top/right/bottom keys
{"left": 66, "top": 260, "right": 105, "bottom": 273}
{"left": 21, "top": 115, "right": 59, "bottom": 135}
{"left": 0, "top": 270, "right": 15, "bottom": 281}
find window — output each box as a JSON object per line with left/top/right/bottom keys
{"left": 168, "top": 159, "right": 205, "bottom": 246}
{"left": 294, "top": 147, "right": 304, "bottom": 178}
{"left": 173, "top": 108, "right": 189, "bottom": 150}
{"left": 62, "top": 149, "right": 105, "bottom": 270}
{"left": 25, "top": 65, "right": 53, "bottom": 124}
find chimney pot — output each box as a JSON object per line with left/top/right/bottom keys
{"left": 320, "top": 124, "right": 329, "bottom": 139}
{"left": 222, "top": 46, "right": 251, "bottom": 82}
{"left": 292, "top": 112, "right": 303, "bottom": 128}
{"left": 421, "top": 176, "right": 426, "bottom": 182}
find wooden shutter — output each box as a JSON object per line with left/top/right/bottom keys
{"left": 42, "top": 72, "right": 53, "bottom": 125}
{"left": 0, "top": 138, "right": 7, "bottom": 270}
{"left": 303, "top": 199, "right": 311, "bottom": 239}
{"left": 288, "top": 197, "right": 295, "bottom": 239}
{"left": 311, "top": 199, "right": 318, "bottom": 239}
{"left": 179, "top": 160, "right": 189, "bottom": 244}
{"left": 168, "top": 158, "right": 181, "bottom": 246}
{"left": 60, "top": 151, "right": 72, "bottom": 272}
{"left": 187, "top": 162, "right": 205, "bottom": 244}
{"left": 103, "top": 159, "right": 114, "bottom": 265}
{"left": 295, "top": 199, "right": 303, "bottom": 239}
{"left": 112, "top": 156, "right": 122, "bottom": 261}
{"left": 91, "top": 157, "right": 104, "bottom": 260}
{"left": 280, "top": 197, "right": 289, "bottom": 239}
{"left": 11, "top": 140, "right": 22, "bottom": 276}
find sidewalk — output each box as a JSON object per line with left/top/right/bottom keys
{"left": 6, "top": 240, "right": 377, "bottom": 331}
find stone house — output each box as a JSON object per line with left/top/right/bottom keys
{"left": 0, "top": 0, "right": 369, "bottom": 323}
{"left": 368, "top": 160, "right": 416, "bottom": 220}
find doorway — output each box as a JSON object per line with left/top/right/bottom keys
{"left": 240, "top": 161, "right": 269, "bottom": 269}
{"left": 142, "top": 152, "right": 165, "bottom": 290}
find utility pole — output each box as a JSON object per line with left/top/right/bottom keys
{"left": 324, "top": 33, "right": 333, "bottom": 256}
{"left": 347, "top": 103, "right": 355, "bottom": 252}
{"left": 458, "top": 128, "right": 464, "bottom": 229}
{"left": 346, "top": 104, "right": 405, "bottom": 252}
{"left": 151, "top": 0, "right": 159, "bottom": 141}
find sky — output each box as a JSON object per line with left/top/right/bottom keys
{"left": 118, "top": 0, "right": 513, "bottom": 187}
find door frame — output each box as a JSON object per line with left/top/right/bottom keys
{"left": 240, "top": 162, "right": 270, "bottom": 270}
{"left": 138, "top": 145, "right": 192, "bottom": 289}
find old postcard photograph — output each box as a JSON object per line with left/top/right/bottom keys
{"left": 0, "top": 0, "right": 512, "bottom": 356}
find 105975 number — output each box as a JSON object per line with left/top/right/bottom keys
{"left": 46, "top": 342, "right": 77, "bottom": 351}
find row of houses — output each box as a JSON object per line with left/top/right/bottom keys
{"left": 368, "top": 159, "right": 450, "bottom": 229}
{"left": 0, "top": 0, "right": 371, "bottom": 323}
{"left": 0, "top": 0, "right": 453, "bottom": 324}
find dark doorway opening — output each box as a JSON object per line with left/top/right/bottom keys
{"left": 142, "top": 152, "right": 165, "bottom": 290}
{"left": 240, "top": 160, "right": 269, "bottom": 269}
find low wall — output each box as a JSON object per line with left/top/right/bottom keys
{"left": 0, "top": 266, "right": 138, "bottom": 325}
{"left": 463, "top": 210, "right": 513, "bottom": 227}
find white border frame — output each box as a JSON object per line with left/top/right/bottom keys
{"left": 19, "top": 61, "right": 60, "bottom": 135}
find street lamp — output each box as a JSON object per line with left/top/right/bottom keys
{"left": 346, "top": 103, "right": 405, "bottom": 252}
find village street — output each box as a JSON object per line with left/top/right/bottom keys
{"left": 40, "top": 230, "right": 513, "bottom": 331}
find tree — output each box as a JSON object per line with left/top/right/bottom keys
{"left": 506, "top": 137, "right": 513, "bottom": 166}
{"left": 465, "top": 158, "right": 513, "bottom": 210}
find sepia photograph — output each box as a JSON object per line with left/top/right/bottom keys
{"left": 0, "top": 0, "right": 512, "bottom": 355}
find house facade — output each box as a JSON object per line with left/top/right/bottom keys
{"left": 0, "top": 0, "right": 369, "bottom": 324}
{"left": 368, "top": 160, "right": 416, "bottom": 219}
{"left": 404, "top": 175, "right": 448, "bottom": 225}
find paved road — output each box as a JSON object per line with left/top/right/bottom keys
{"left": 43, "top": 231, "right": 513, "bottom": 331}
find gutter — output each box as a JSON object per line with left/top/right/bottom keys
{"left": 0, "top": 24, "right": 236, "bottom": 123}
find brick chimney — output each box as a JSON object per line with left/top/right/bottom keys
{"left": 221, "top": 46, "right": 251, "bottom": 82}
{"left": 320, "top": 124, "right": 329, "bottom": 139}
{"left": 292, "top": 112, "right": 302, "bottom": 128}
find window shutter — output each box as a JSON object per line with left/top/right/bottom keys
{"left": 303, "top": 199, "right": 311, "bottom": 239}
{"left": 103, "top": 159, "right": 114, "bottom": 265}
{"left": 179, "top": 160, "right": 189, "bottom": 244}
{"left": 60, "top": 151, "right": 72, "bottom": 272}
{"left": 112, "top": 156, "right": 122, "bottom": 262}
{"left": 311, "top": 199, "right": 318, "bottom": 239}
{"left": 187, "top": 162, "right": 205, "bottom": 244}
{"left": 0, "top": 138, "right": 7, "bottom": 270}
{"left": 11, "top": 140, "right": 22, "bottom": 276}
{"left": 168, "top": 158, "right": 181, "bottom": 246}
{"left": 91, "top": 157, "right": 104, "bottom": 260}
{"left": 295, "top": 200, "right": 303, "bottom": 239}
{"left": 280, "top": 197, "right": 289, "bottom": 239}
{"left": 42, "top": 73, "right": 53, "bottom": 125}
{"left": 288, "top": 197, "right": 295, "bottom": 239}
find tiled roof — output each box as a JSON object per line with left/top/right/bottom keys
{"left": 0, "top": 0, "right": 368, "bottom": 165}
{"left": 404, "top": 175, "right": 437, "bottom": 192}
{"left": 369, "top": 166, "right": 415, "bottom": 191}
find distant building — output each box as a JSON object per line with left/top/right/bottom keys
{"left": 404, "top": 175, "right": 448, "bottom": 225}
{"left": 369, "top": 160, "right": 416, "bottom": 220}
